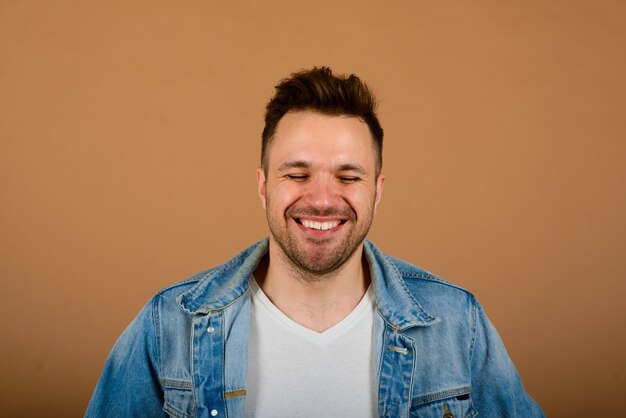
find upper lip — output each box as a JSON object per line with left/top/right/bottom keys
{"left": 287, "top": 206, "right": 353, "bottom": 224}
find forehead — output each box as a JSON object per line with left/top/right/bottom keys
{"left": 268, "top": 111, "right": 377, "bottom": 170}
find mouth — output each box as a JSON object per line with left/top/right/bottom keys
{"left": 293, "top": 217, "right": 347, "bottom": 232}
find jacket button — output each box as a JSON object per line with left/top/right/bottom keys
{"left": 210, "top": 409, "right": 218, "bottom": 416}
{"left": 207, "top": 326, "right": 215, "bottom": 333}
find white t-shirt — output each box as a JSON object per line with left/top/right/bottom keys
{"left": 245, "top": 280, "right": 377, "bottom": 418}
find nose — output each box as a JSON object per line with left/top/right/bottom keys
{"left": 303, "top": 176, "right": 341, "bottom": 209}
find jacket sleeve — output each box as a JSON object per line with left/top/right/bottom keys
{"left": 85, "top": 298, "right": 166, "bottom": 417}
{"left": 470, "top": 299, "right": 545, "bottom": 417}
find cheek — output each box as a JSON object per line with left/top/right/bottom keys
{"left": 344, "top": 188, "right": 377, "bottom": 214}
{"left": 267, "top": 183, "right": 298, "bottom": 210}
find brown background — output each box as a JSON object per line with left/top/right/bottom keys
{"left": 1, "top": 1, "right": 625, "bottom": 417}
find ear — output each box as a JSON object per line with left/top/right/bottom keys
{"left": 373, "top": 173, "right": 385, "bottom": 214}
{"left": 256, "top": 167, "right": 267, "bottom": 210}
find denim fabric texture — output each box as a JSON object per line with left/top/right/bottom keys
{"left": 86, "top": 239, "right": 544, "bottom": 418}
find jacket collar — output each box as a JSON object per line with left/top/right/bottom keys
{"left": 177, "top": 239, "right": 268, "bottom": 315}
{"left": 364, "top": 240, "right": 440, "bottom": 330}
{"left": 177, "top": 238, "right": 439, "bottom": 330}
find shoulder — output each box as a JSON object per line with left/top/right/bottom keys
{"left": 144, "top": 239, "right": 268, "bottom": 317}
{"left": 155, "top": 267, "right": 218, "bottom": 301}
{"left": 147, "top": 263, "right": 225, "bottom": 313}
{"left": 382, "top": 253, "right": 478, "bottom": 314}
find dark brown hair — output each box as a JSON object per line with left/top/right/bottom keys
{"left": 262, "top": 67, "right": 383, "bottom": 176}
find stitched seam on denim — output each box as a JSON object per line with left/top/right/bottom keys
{"left": 382, "top": 255, "right": 419, "bottom": 310}
{"left": 467, "top": 407, "right": 478, "bottom": 418}
{"left": 382, "top": 254, "right": 438, "bottom": 325}
{"left": 219, "top": 312, "right": 228, "bottom": 416}
{"left": 218, "top": 287, "right": 252, "bottom": 311}
{"left": 189, "top": 317, "right": 199, "bottom": 414}
{"left": 185, "top": 264, "right": 229, "bottom": 301}
{"left": 400, "top": 271, "right": 468, "bottom": 291}
{"left": 177, "top": 268, "right": 230, "bottom": 315}
{"left": 162, "top": 378, "right": 195, "bottom": 418}
{"left": 224, "top": 388, "right": 247, "bottom": 399}
{"left": 157, "top": 266, "right": 218, "bottom": 296}
{"left": 407, "top": 335, "right": 416, "bottom": 417}
{"left": 376, "top": 326, "right": 388, "bottom": 415}
{"left": 154, "top": 294, "right": 163, "bottom": 378}
{"left": 468, "top": 294, "right": 479, "bottom": 374}
{"left": 410, "top": 386, "right": 472, "bottom": 406}
{"left": 163, "top": 403, "right": 193, "bottom": 418}
{"left": 180, "top": 241, "right": 265, "bottom": 313}
{"left": 162, "top": 379, "right": 193, "bottom": 390}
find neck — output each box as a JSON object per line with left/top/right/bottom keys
{"left": 254, "top": 241, "right": 370, "bottom": 332}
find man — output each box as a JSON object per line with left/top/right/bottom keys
{"left": 87, "top": 67, "right": 544, "bottom": 417}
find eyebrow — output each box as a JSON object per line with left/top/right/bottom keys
{"left": 277, "top": 160, "right": 367, "bottom": 175}
{"left": 277, "top": 161, "right": 311, "bottom": 172}
{"left": 336, "top": 163, "right": 367, "bottom": 175}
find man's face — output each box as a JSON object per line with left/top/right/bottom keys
{"left": 257, "top": 111, "right": 384, "bottom": 276}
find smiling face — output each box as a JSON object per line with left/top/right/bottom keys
{"left": 257, "top": 111, "right": 384, "bottom": 277}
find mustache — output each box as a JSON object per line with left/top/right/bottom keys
{"left": 286, "top": 205, "right": 355, "bottom": 219}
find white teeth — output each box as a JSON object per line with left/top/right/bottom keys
{"left": 301, "top": 219, "right": 340, "bottom": 230}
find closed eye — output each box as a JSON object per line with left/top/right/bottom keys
{"left": 338, "top": 177, "right": 361, "bottom": 183}
{"left": 286, "top": 174, "right": 308, "bottom": 181}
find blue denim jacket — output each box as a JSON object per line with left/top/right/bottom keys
{"left": 86, "top": 239, "right": 544, "bottom": 417}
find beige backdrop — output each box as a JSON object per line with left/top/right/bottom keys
{"left": 1, "top": 1, "right": 625, "bottom": 417}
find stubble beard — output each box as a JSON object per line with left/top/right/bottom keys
{"left": 266, "top": 201, "right": 375, "bottom": 282}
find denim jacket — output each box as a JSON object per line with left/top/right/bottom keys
{"left": 86, "top": 239, "right": 544, "bottom": 418}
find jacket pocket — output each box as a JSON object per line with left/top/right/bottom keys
{"left": 162, "top": 379, "right": 196, "bottom": 418}
{"left": 410, "top": 386, "right": 477, "bottom": 418}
